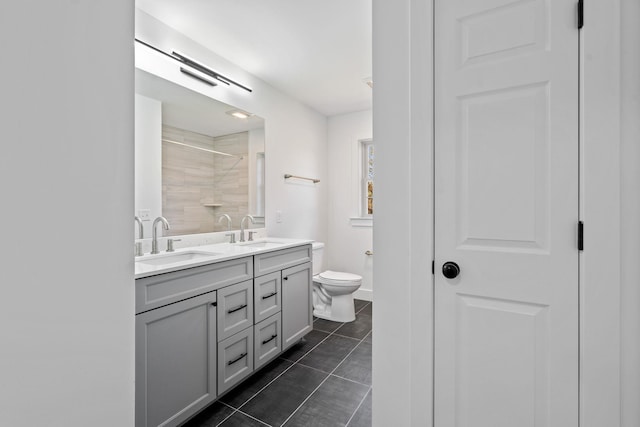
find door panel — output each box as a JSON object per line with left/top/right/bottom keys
{"left": 435, "top": 0, "right": 579, "bottom": 425}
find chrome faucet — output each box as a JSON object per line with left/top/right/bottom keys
{"left": 239, "top": 215, "right": 255, "bottom": 242}
{"left": 151, "top": 216, "right": 170, "bottom": 254}
{"left": 134, "top": 216, "right": 144, "bottom": 239}
{"left": 218, "top": 214, "right": 232, "bottom": 231}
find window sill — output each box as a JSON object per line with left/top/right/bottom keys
{"left": 349, "top": 217, "right": 373, "bottom": 228}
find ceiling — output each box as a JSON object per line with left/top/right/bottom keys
{"left": 135, "top": 0, "right": 372, "bottom": 117}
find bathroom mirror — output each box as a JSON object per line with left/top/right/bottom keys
{"left": 135, "top": 68, "right": 265, "bottom": 237}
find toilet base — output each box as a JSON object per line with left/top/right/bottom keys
{"left": 313, "top": 294, "right": 356, "bottom": 323}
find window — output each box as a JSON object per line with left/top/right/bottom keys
{"left": 362, "top": 139, "right": 374, "bottom": 216}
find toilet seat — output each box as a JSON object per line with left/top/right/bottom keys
{"left": 314, "top": 270, "right": 362, "bottom": 286}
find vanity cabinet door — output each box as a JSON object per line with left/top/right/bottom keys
{"left": 135, "top": 291, "right": 217, "bottom": 427}
{"left": 281, "top": 262, "right": 313, "bottom": 351}
{"left": 254, "top": 271, "right": 281, "bottom": 323}
{"left": 217, "top": 279, "right": 254, "bottom": 341}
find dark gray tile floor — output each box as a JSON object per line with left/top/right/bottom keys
{"left": 183, "top": 300, "right": 373, "bottom": 427}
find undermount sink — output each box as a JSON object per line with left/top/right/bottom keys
{"left": 238, "top": 240, "right": 286, "bottom": 249}
{"left": 136, "top": 251, "right": 221, "bottom": 267}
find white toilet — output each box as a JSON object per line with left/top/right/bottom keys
{"left": 312, "top": 242, "right": 362, "bottom": 322}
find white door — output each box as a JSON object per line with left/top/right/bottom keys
{"left": 434, "top": 0, "right": 579, "bottom": 426}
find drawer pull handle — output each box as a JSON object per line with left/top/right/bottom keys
{"left": 262, "top": 334, "right": 278, "bottom": 345}
{"left": 227, "top": 352, "right": 247, "bottom": 366}
{"left": 227, "top": 304, "right": 247, "bottom": 314}
{"left": 262, "top": 291, "right": 278, "bottom": 300}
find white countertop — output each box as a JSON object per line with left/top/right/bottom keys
{"left": 135, "top": 237, "right": 313, "bottom": 279}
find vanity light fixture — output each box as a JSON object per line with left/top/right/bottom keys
{"left": 226, "top": 109, "right": 253, "bottom": 120}
{"left": 134, "top": 39, "right": 253, "bottom": 93}
{"left": 171, "top": 50, "right": 253, "bottom": 93}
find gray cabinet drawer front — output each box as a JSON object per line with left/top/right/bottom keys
{"left": 254, "top": 271, "right": 282, "bottom": 323}
{"left": 218, "top": 327, "right": 254, "bottom": 395}
{"left": 254, "top": 245, "right": 312, "bottom": 277}
{"left": 254, "top": 313, "right": 282, "bottom": 370}
{"left": 136, "top": 257, "right": 252, "bottom": 314}
{"left": 135, "top": 292, "right": 217, "bottom": 427}
{"left": 217, "top": 279, "right": 254, "bottom": 341}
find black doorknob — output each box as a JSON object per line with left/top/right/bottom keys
{"left": 442, "top": 262, "right": 460, "bottom": 279}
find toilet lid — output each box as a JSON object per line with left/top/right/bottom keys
{"left": 318, "top": 270, "right": 362, "bottom": 282}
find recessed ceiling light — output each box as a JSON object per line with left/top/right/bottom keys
{"left": 226, "top": 109, "right": 252, "bottom": 119}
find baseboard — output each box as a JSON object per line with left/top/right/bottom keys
{"left": 354, "top": 288, "right": 373, "bottom": 302}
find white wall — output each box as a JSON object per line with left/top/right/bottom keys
{"left": 134, "top": 94, "right": 162, "bottom": 238}
{"left": 327, "top": 110, "right": 373, "bottom": 300}
{"left": 135, "top": 10, "right": 328, "bottom": 242}
{"left": 0, "top": 1, "right": 134, "bottom": 426}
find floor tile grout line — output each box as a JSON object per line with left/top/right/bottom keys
{"left": 229, "top": 408, "right": 274, "bottom": 427}
{"left": 280, "top": 323, "right": 372, "bottom": 426}
{"left": 214, "top": 402, "right": 238, "bottom": 427}
{"left": 345, "top": 386, "right": 372, "bottom": 427}
{"left": 329, "top": 372, "right": 371, "bottom": 388}
{"left": 235, "top": 331, "right": 333, "bottom": 412}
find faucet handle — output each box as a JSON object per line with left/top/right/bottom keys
{"left": 248, "top": 231, "right": 258, "bottom": 241}
{"left": 225, "top": 232, "right": 236, "bottom": 244}
{"left": 166, "top": 238, "right": 181, "bottom": 252}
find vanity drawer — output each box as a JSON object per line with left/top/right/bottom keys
{"left": 218, "top": 327, "right": 254, "bottom": 395}
{"left": 254, "top": 313, "right": 282, "bottom": 370}
{"left": 253, "top": 245, "right": 312, "bottom": 277}
{"left": 254, "top": 271, "right": 281, "bottom": 323}
{"left": 217, "top": 279, "right": 254, "bottom": 341}
{"left": 136, "top": 256, "right": 253, "bottom": 314}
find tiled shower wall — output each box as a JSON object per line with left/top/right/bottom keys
{"left": 162, "top": 125, "right": 249, "bottom": 236}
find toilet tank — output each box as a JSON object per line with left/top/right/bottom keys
{"left": 311, "top": 242, "right": 325, "bottom": 275}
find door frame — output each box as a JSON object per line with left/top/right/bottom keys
{"left": 372, "top": 0, "right": 622, "bottom": 426}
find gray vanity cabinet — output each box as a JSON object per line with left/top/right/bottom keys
{"left": 135, "top": 291, "right": 217, "bottom": 427}
{"left": 281, "top": 262, "right": 313, "bottom": 351}
{"left": 135, "top": 246, "right": 313, "bottom": 426}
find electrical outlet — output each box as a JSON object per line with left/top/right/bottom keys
{"left": 138, "top": 209, "right": 150, "bottom": 221}
{"left": 276, "top": 210, "right": 283, "bottom": 223}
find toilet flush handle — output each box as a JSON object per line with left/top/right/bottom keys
{"left": 365, "top": 250, "right": 373, "bottom": 256}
